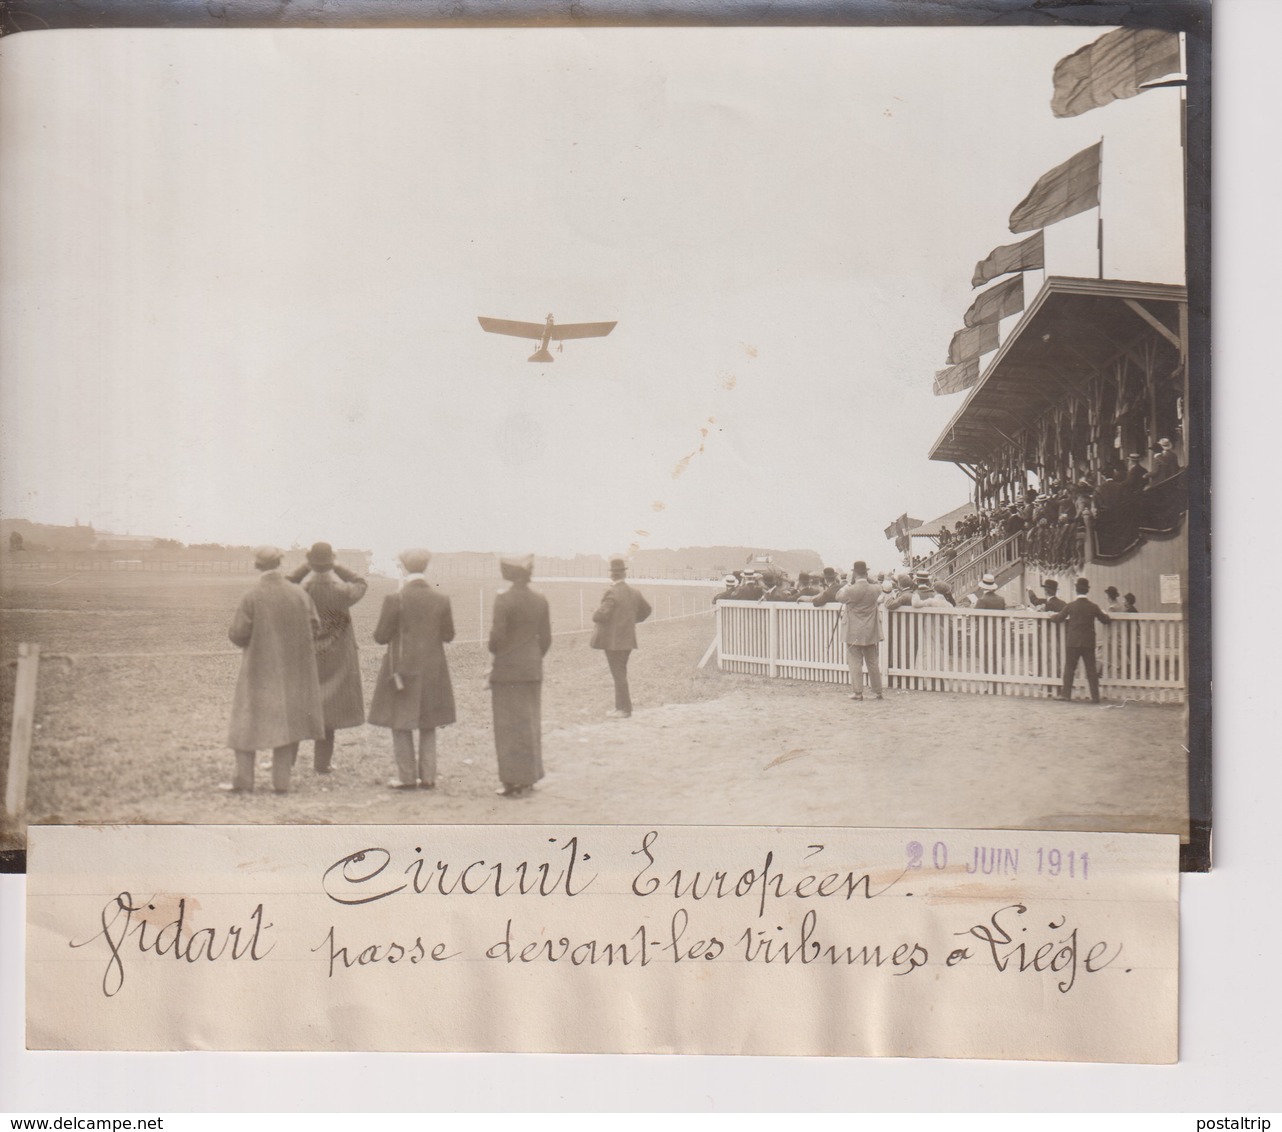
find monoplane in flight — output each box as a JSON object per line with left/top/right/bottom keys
{"left": 477, "top": 312, "right": 618, "bottom": 362}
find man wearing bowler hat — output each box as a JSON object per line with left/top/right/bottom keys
{"left": 590, "top": 557, "right": 652, "bottom": 719}
{"left": 224, "top": 546, "right": 325, "bottom": 794}
{"left": 287, "top": 542, "right": 368, "bottom": 774}
{"left": 1051, "top": 577, "right": 1112, "bottom": 703}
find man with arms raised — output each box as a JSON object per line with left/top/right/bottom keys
{"left": 820, "top": 559, "right": 884, "bottom": 702}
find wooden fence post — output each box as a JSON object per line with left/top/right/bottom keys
{"left": 4, "top": 643, "right": 41, "bottom": 825}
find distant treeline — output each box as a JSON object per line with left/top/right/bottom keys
{"left": 1, "top": 519, "right": 822, "bottom": 580}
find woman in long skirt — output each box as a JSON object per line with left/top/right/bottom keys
{"left": 369, "top": 548, "right": 456, "bottom": 790}
{"left": 487, "top": 554, "right": 552, "bottom": 799}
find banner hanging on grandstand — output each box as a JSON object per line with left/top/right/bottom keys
{"left": 947, "top": 320, "right": 999, "bottom": 365}
{"left": 972, "top": 231, "right": 1044, "bottom": 289}
{"left": 1051, "top": 28, "right": 1182, "bottom": 119}
{"left": 933, "top": 359, "right": 980, "bottom": 396}
{"left": 963, "top": 275, "right": 1024, "bottom": 328}
{"left": 1009, "top": 142, "right": 1101, "bottom": 234}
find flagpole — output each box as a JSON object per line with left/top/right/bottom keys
{"left": 1096, "top": 135, "right": 1104, "bottom": 279}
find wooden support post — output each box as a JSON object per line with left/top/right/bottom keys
{"left": 5, "top": 643, "right": 41, "bottom": 825}
{"left": 698, "top": 606, "right": 722, "bottom": 670}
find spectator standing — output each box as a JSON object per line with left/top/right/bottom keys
{"left": 1151, "top": 437, "right": 1181, "bottom": 483}
{"left": 830, "top": 560, "right": 884, "bottom": 702}
{"left": 224, "top": 546, "right": 324, "bottom": 794}
{"left": 1051, "top": 577, "right": 1111, "bottom": 703}
{"left": 711, "top": 574, "right": 739, "bottom": 603}
{"left": 288, "top": 542, "right": 368, "bottom": 775}
{"left": 1028, "top": 578, "right": 1067, "bottom": 613}
{"left": 369, "top": 548, "right": 456, "bottom": 791}
{"left": 974, "top": 574, "right": 1006, "bottom": 610}
{"left": 590, "top": 557, "right": 652, "bottom": 719}
{"left": 488, "top": 554, "right": 552, "bottom": 799}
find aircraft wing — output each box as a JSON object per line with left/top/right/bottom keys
{"left": 550, "top": 320, "right": 618, "bottom": 341}
{"left": 477, "top": 316, "right": 546, "bottom": 340}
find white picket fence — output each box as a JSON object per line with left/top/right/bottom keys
{"left": 715, "top": 600, "right": 1185, "bottom": 703}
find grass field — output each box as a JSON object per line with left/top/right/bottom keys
{"left": 0, "top": 570, "right": 720, "bottom": 845}
{"left": 0, "top": 568, "right": 1187, "bottom": 848}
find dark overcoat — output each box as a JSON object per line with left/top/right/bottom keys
{"left": 1051, "top": 597, "right": 1111, "bottom": 647}
{"left": 589, "top": 581, "right": 652, "bottom": 651}
{"left": 488, "top": 583, "right": 552, "bottom": 682}
{"left": 302, "top": 570, "right": 368, "bottom": 730}
{"left": 368, "top": 580, "right": 457, "bottom": 730}
{"left": 227, "top": 572, "right": 325, "bottom": 750}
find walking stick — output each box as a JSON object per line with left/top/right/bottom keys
{"left": 827, "top": 608, "right": 843, "bottom": 651}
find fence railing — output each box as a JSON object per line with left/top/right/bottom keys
{"left": 715, "top": 600, "right": 1184, "bottom": 703}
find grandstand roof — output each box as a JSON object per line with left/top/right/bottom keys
{"left": 928, "top": 276, "right": 1187, "bottom": 465}
{"left": 911, "top": 501, "right": 977, "bottom": 539}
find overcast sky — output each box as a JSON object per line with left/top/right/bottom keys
{"left": 0, "top": 26, "right": 1184, "bottom": 568}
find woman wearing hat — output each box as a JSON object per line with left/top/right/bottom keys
{"left": 369, "top": 549, "right": 457, "bottom": 791}
{"left": 487, "top": 555, "right": 552, "bottom": 799}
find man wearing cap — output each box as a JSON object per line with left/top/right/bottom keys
{"left": 287, "top": 542, "right": 368, "bottom": 775}
{"left": 1151, "top": 437, "right": 1181, "bottom": 484}
{"left": 1051, "top": 577, "right": 1112, "bottom": 703}
{"left": 590, "top": 557, "right": 652, "bottom": 719}
{"left": 224, "top": 546, "right": 325, "bottom": 794}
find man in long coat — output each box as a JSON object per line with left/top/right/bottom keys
{"left": 590, "top": 557, "right": 652, "bottom": 719}
{"left": 369, "top": 548, "right": 456, "bottom": 790}
{"left": 287, "top": 542, "right": 368, "bottom": 774}
{"left": 225, "top": 545, "right": 324, "bottom": 794}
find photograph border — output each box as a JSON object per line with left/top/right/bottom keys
{"left": 0, "top": 0, "right": 1212, "bottom": 873}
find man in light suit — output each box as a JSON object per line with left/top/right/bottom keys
{"left": 590, "top": 557, "right": 652, "bottom": 719}
{"left": 817, "top": 559, "right": 884, "bottom": 701}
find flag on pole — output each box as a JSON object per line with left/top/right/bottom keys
{"left": 947, "top": 320, "right": 1000, "bottom": 365}
{"left": 1009, "top": 142, "right": 1101, "bottom": 234}
{"left": 972, "top": 231, "right": 1044, "bottom": 288}
{"left": 1051, "top": 28, "right": 1182, "bottom": 118}
{"left": 963, "top": 275, "right": 1024, "bottom": 328}
{"left": 884, "top": 514, "right": 923, "bottom": 541}
{"left": 933, "top": 359, "right": 980, "bottom": 396}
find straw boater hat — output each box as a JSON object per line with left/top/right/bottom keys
{"left": 1159, "top": 437, "right": 1174, "bottom": 450}
{"left": 978, "top": 573, "right": 998, "bottom": 592}
{"left": 722, "top": 574, "right": 737, "bottom": 586}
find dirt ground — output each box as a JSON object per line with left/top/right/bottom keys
{"left": 2, "top": 572, "right": 1188, "bottom": 845}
